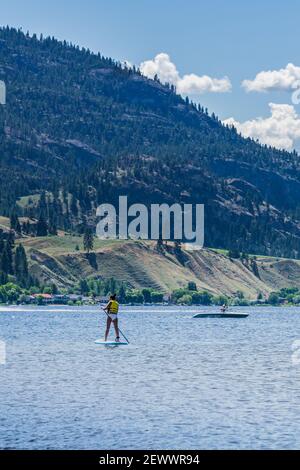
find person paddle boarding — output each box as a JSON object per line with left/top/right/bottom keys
{"left": 103, "top": 294, "right": 120, "bottom": 342}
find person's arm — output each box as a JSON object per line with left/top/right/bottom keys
{"left": 103, "top": 300, "right": 112, "bottom": 312}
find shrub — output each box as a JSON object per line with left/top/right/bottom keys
{"left": 142, "top": 288, "right": 152, "bottom": 303}
{"left": 187, "top": 281, "right": 197, "bottom": 291}
{"left": 43, "top": 286, "right": 53, "bottom": 295}
{"left": 0, "top": 283, "right": 22, "bottom": 303}
{"left": 228, "top": 249, "right": 240, "bottom": 259}
{"left": 213, "top": 295, "right": 229, "bottom": 306}
{"left": 236, "top": 290, "right": 245, "bottom": 299}
{"left": 177, "top": 294, "right": 192, "bottom": 305}
{"left": 232, "top": 297, "right": 250, "bottom": 306}
{"left": 36, "top": 295, "right": 44, "bottom": 305}
{"left": 126, "top": 290, "right": 144, "bottom": 304}
{"left": 268, "top": 292, "right": 280, "bottom": 305}
{"left": 292, "top": 295, "right": 300, "bottom": 304}
{"left": 150, "top": 291, "right": 164, "bottom": 303}
{"left": 279, "top": 287, "right": 299, "bottom": 297}
{"left": 171, "top": 289, "right": 190, "bottom": 303}
{"left": 191, "top": 291, "right": 213, "bottom": 305}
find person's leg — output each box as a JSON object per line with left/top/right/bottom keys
{"left": 113, "top": 318, "right": 120, "bottom": 340}
{"left": 105, "top": 317, "right": 112, "bottom": 341}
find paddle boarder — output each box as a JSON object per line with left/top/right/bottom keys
{"left": 103, "top": 294, "right": 120, "bottom": 342}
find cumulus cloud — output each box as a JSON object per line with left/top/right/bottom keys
{"left": 242, "top": 63, "right": 300, "bottom": 92}
{"left": 140, "top": 53, "right": 231, "bottom": 96}
{"left": 223, "top": 103, "right": 300, "bottom": 150}
{"left": 122, "top": 60, "right": 133, "bottom": 69}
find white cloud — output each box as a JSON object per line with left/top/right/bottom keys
{"left": 122, "top": 60, "right": 133, "bottom": 69}
{"left": 223, "top": 103, "right": 300, "bottom": 150}
{"left": 242, "top": 63, "right": 300, "bottom": 93}
{"left": 140, "top": 53, "right": 231, "bottom": 96}
{"left": 177, "top": 73, "right": 232, "bottom": 95}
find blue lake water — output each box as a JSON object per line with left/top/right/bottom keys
{"left": 0, "top": 305, "right": 300, "bottom": 450}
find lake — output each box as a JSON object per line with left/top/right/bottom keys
{"left": 0, "top": 305, "right": 300, "bottom": 450}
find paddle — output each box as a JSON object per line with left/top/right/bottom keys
{"left": 101, "top": 306, "right": 130, "bottom": 344}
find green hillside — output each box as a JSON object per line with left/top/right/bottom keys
{"left": 16, "top": 234, "right": 300, "bottom": 300}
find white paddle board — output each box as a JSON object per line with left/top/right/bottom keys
{"left": 95, "top": 339, "right": 128, "bottom": 345}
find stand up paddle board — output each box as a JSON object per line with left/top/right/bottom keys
{"left": 94, "top": 339, "right": 128, "bottom": 345}
{"left": 193, "top": 312, "right": 249, "bottom": 318}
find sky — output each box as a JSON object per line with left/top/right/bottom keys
{"left": 1, "top": 0, "right": 300, "bottom": 151}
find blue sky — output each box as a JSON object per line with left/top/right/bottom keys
{"left": 2, "top": 0, "right": 300, "bottom": 150}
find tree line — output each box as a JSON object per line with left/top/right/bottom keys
{"left": 0, "top": 229, "right": 33, "bottom": 287}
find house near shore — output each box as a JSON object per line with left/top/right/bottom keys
{"left": 33, "top": 293, "right": 53, "bottom": 303}
{"left": 23, "top": 293, "right": 105, "bottom": 305}
{"left": 31, "top": 293, "right": 71, "bottom": 304}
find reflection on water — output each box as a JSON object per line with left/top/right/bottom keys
{"left": 0, "top": 305, "right": 300, "bottom": 450}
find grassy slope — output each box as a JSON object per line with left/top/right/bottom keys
{"left": 14, "top": 233, "right": 300, "bottom": 299}
{"left": 0, "top": 216, "right": 10, "bottom": 231}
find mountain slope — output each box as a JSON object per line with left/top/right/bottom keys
{"left": 18, "top": 236, "right": 300, "bottom": 299}
{"left": 1, "top": 26, "right": 300, "bottom": 257}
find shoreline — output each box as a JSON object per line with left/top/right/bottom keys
{"left": 1, "top": 302, "right": 299, "bottom": 308}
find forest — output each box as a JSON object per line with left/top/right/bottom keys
{"left": 0, "top": 26, "right": 300, "bottom": 262}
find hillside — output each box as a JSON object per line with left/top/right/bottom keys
{"left": 0, "top": 27, "right": 300, "bottom": 257}
{"left": 16, "top": 234, "right": 300, "bottom": 300}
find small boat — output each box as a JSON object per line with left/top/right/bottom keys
{"left": 193, "top": 311, "right": 249, "bottom": 319}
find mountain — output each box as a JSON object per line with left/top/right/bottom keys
{"left": 17, "top": 235, "right": 300, "bottom": 299}
{"left": 1, "top": 26, "right": 300, "bottom": 257}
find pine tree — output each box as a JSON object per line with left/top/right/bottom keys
{"left": 79, "top": 278, "right": 89, "bottom": 295}
{"left": 15, "top": 244, "right": 28, "bottom": 286}
{"left": 118, "top": 283, "right": 127, "bottom": 303}
{"left": 83, "top": 227, "right": 94, "bottom": 253}
{"left": 7, "top": 230, "right": 15, "bottom": 249}
{"left": 156, "top": 239, "right": 164, "bottom": 252}
{"left": 1, "top": 242, "right": 13, "bottom": 275}
{"left": 10, "top": 213, "right": 21, "bottom": 234}
{"left": 0, "top": 271, "right": 8, "bottom": 284}
{"left": 36, "top": 216, "right": 48, "bottom": 236}
{"left": 251, "top": 258, "right": 260, "bottom": 278}
{"left": 109, "top": 277, "right": 116, "bottom": 294}
{"left": 70, "top": 194, "right": 78, "bottom": 216}
{"left": 38, "top": 191, "right": 48, "bottom": 220}
{"left": 51, "top": 283, "right": 58, "bottom": 294}
{"left": 36, "top": 192, "right": 49, "bottom": 236}
{"left": 174, "top": 241, "right": 182, "bottom": 255}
